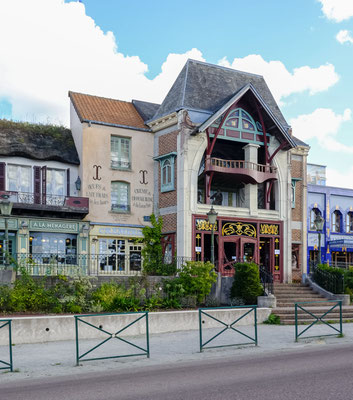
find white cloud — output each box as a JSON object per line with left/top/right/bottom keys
{"left": 290, "top": 108, "right": 353, "bottom": 153}
{"left": 326, "top": 166, "right": 353, "bottom": 189}
{"left": 318, "top": 0, "right": 353, "bottom": 22}
{"left": 0, "top": 0, "right": 340, "bottom": 127}
{"left": 218, "top": 55, "right": 339, "bottom": 105}
{"left": 0, "top": 0, "right": 205, "bottom": 125}
{"left": 336, "top": 29, "right": 353, "bottom": 44}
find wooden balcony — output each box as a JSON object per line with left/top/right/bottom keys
{"left": 205, "top": 156, "right": 277, "bottom": 184}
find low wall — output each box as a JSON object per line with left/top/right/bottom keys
{"left": 0, "top": 308, "right": 272, "bottom": 345}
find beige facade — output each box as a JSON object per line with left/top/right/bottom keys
{"left": 69, "top": 95, "right": 154, "bottom": 275}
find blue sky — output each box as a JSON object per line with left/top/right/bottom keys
{"left": 0, "top": 0, "right": 353, "bottom": 187}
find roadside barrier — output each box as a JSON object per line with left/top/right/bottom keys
{"left": 295, "top": 300, "right": 343, "bottom": 341}
{"left": 74, "top": 312, "right": 149, "bottom": 366}
{"left": 199, "top": 306, "right": 258, "bottom": 352}
{"left": 0, "top": 319, "right": 13, "bottom": 372}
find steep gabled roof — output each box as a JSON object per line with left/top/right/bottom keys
{"left": 0, "top": 119, "right": 80, "bottom": 165}
{"left": 132, "top": 100, "right": 160, "bottom": 122}
{"left": 69, "top": 91, "right": 149, "bottom": 131}
{"left": 151, "top": 59, "right": 288, "bottom": 129}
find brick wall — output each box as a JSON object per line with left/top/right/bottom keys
{"left": 158, "top": 130, "right": 178, "bottom": 209}
{"left": 161, "top": 213, "right": 177, "bottom": 233}
{"left": 159, "top": 131, "right": 178, "bottom": 155}
{"left": 291, "top": 159, "right": 304, "bottom": 222}
{"left": 292, "top": 229, "right": 302, "bottom": 242}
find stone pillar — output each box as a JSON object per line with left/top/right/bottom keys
{"left": 243, "top": 144, "right": 259, "bottom": 214}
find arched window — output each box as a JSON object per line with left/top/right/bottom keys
{"left": 155, "top": 153, "right": 176, "bottom": 193}
{"left": 332, "top": 210, "right": 342, "bottom": 233}
{"left": 310, "top": 208, "right": 321, "bottom": 230}
{"left": 162, "top": 159, "right": 172, "bottom": 187}
{"left": 346, "top": 211, "right": 353, "bottom": 233}
{"left": 224, "top": 108, "right": 257, "bottom": 132}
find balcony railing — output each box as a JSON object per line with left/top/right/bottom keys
{"left": 1, "top": 191, "right": 89, "bottom": 214}
{"left": 205, "top": 156, "right": 277, "bottom": 184}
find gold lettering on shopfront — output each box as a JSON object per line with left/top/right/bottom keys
{"left": 195, "top": 219, "right": 217, "bottom": 231}
{"left": 259, "top": 224, "right": 279, "bottom": 235}
{"left": 222, "top": 222, "right": 256, "bottom": 237}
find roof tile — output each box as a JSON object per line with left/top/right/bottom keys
{"left": 69, "top": 91, "right": 147, "bottom": 130}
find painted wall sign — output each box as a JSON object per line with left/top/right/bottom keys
{"left": 139, "top": 170, "right": 148, "bottom": 185}
{"left": 222, "top": 222, "right": 257, "bottom": 237}
{"left": 260, "top": 224, "right": 280, "bottom": 235}
{"left": 195, "top": 219, "right": 218, "bottom": 231}
{"left": 98, "top": 227, "right": 143, "bottom": 237}
{"left": 93, "top": 165, "right": 102, "bottom": 181}
{"left": 29, "top": 220, "right": 78, "bottom": 232}
{"left": 132, "top": 188, "right": 153, "bottom": 209}
{"left": 85, "top": 183, "right": 109, "bottom": 206}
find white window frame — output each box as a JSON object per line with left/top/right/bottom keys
{"left": 111, "top": 136, "right": 131, "bottom": 170}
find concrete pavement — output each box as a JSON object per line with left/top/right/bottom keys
{"left": 1, "top": 322, "right": 353, "bottom": 383}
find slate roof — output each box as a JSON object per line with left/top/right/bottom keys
{"left": 292, "top": 135, "right": 309, "bottom": 147}
{"left": 69, "top": 91, "right": 148, "bottom": 131}
{"left": 132, "top": 100, "right": 160, "bottom": 122}
{"left": 151, "top": 59, "right": 288, "bottom": 129}
{"left": 0, "top": 120, "right": 80, "bottom": 165}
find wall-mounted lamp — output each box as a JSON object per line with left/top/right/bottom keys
{"left": 75, "top": 176, "right": 81, "bottom": 191}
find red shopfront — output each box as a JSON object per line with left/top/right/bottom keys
{"left": 192, "top": 215, "right": 283, "bottom": 282}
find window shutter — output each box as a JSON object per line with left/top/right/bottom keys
{"left": 0, "top": 162, "right": 5, "bottom": 191}
{"left": 41, "top": 166, "right": 47, "bottom": 205}
{"left": 66, "top": 168, "right": 70, "bottom": 197}
{"left": 33, "top": 166, "right": 41, "bottom": 204}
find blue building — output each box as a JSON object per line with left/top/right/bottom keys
{"left": 308, "top": 179, "right": 353, "bottom": 270}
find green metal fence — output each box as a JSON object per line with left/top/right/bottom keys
{"left": 199, "top": 306, "right": 258, "bottom": 352}
{"left": 75, "top": 312, "right": 149, "bottom": 366}
{"left": 0, "top": 319, "right": 13, "bottom": 372}
{"left": 295, "top": 300, "right": 343, "bottom": 341}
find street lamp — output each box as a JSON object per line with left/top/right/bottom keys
{"left": 314, "top": 213, "right": 325, "bottom": 265}
{"left": 0, "top": 194, "right": 13, "bottom": 268}
{"left": 207, "top": 205, "right": 218, "bottom": 267}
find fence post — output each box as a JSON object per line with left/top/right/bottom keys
{"left": 199, "top": 309, "right": 203, "bottom": 352}
{"left": 254, "top": 306, "right": 258, "bottom": 346}
{"left": 339, "top": 300, "right": 343, "bottom": 335}
{"left": 8, "top": 320, "right": 13, "bottom": 372}
{"left": 146, "top": 312, "right": 150, "bottom": 358}
{"left": 295, "top": 304, "right": 298, "bottom": 342}
{"left": 75, "top": 316, "right": 79, "bottom": 366}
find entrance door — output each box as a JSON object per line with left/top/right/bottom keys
{"left": 260, "top": 238, "right": 271, "bottom": 273}
{"left": 241, "top": 238, "right": 257, "bottom": 264}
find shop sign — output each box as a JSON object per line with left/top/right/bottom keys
{"left": 98, "top": 227, "right": 143, "bottom": 237}
{"left": 29, "top": 220, "right": 78, "bottom": 232}
{"left": 195, "top": 219, "right": 218, "bottom": 231}
{"left": 260, "top": 224, "right": 280, "bottom": 236}
{"left": 222, "top": 222, "right": 257, "bottom": 238}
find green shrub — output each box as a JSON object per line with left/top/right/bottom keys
{"left": 91, "top": 282, "right": 127, "bottom": 311}
{"left": 230, "top": 262, "right": 263, "bottom": 305}
{"left": 263, "top": 313, "right": 281, "bottom": 325}
{"left": 177, "top": 261, "right": 217, "bottom": 304}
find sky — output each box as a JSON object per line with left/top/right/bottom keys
{"left": 0, "top": 0, "right": 353, "bottom": 188}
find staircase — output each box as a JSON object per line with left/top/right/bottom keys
{"left": 272, "top": 283, "right": 353, "bottom": 325}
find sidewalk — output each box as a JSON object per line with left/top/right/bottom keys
{"left": 1, "top": 322, "right": 352, "bottom": 383}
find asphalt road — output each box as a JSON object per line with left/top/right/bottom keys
{"left": 1, "top": 344, "right": 353, "bottom": 400}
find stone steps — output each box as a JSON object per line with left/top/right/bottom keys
{"left": 271, "top": 283, "right": 348, "bottom": 325}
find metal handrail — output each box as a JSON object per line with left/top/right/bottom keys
{"left": 311, "top": 263, "right": 344, "bottom": 294}
{"left": 259, "top": 265, "right": 273, "bottom": 295}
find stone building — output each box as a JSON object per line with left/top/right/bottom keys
{"left": 308, "top": 164, "right": 353, "bottom": 269}
{"left": 0, "top": 120, "right": 89, "bottom": 271}
{"left": 69, "top": 92, "right": 155, "bottom": 274}
{"left": 144, "top": 60, "right": 308, "bottom": 282}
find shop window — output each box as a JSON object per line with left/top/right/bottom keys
{"left": 129, "top": 245, "right": 142, "bottom": 271}
{"left": 29, "top": 232, "right": 77, "bottom": 264}
{"left": 111, "top": 181, "right": 130, "bottom": 213}
{"left": 7, "top": 164, "right": 31, "bottom": 193}
{"left": 98, "top": 239, "right": 126, "bottom": 272}
{"left": 310, "top": 208, "right": 322, "bottom": 230}
{"left": 346, "top": 212, "right": 353, "bottom": 233}
{"left": 111, "top": 136, "right": 131, "bottom": 170}
{"left": 332, "top": 210, "right": 342, "bottom": 233}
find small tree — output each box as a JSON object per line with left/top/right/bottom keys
{"left": 230, "top": 262, "right": 263, "bottom": 305}
{"left": 178, "top": 261, "right": 217, "bottom": 304}
{"left": 141, "top": 214, "right": 164, "bottom": 275}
